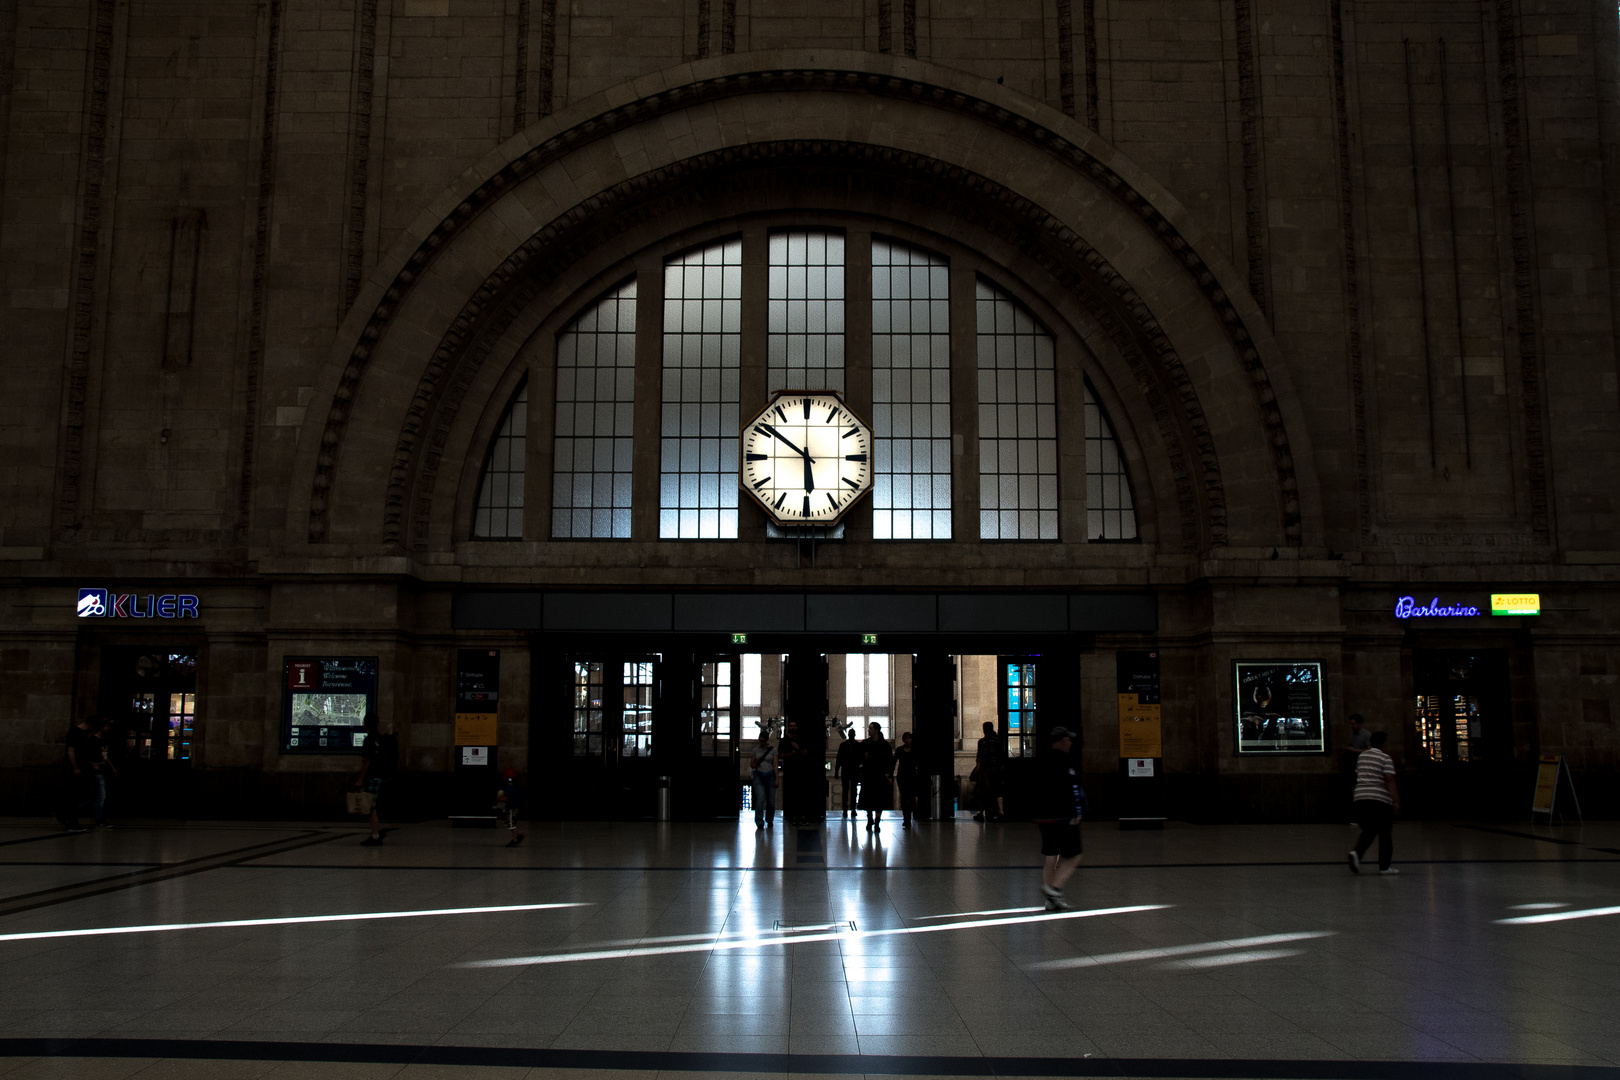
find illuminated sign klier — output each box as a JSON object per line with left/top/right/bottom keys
{"left": 77, "top": 589, "right": 199, "bottom": 618}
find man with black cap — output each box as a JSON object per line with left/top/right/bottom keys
{"left": 1034, "top": 725, "right": 1086, "bottom": 911}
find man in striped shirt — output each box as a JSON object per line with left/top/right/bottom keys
{"left": 1347, "top": 731, "right": 1399, "bottom": 874}
{"left": 1348, "top": 731, "right": 1400, "bottom": 875}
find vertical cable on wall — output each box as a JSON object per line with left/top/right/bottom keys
{"left": 1439, "top": 39, "right": 1472, "bottom": 467}
{"left": 513, "top": 0, "right": 529, "bottom": 129}
{"left": 1057, "top": 0, "right": 1075, "bottom": 118}
{"left": 537, "top": 0, "right": 555, "bottom": 115}
{"left": 1082, "top": 0, "right": 1098, "bottom": 132}
{"left": 1404, "top": 39, "right": 1438, "bottom": 469}
{"left": 1233, "top": 0, "right": 1268, "bottom": 318}
{"left": 341, "top": 0, "right": 377, "bottom": 313}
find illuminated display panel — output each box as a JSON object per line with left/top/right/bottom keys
{"left": 282, "top": 657, "right": 378, "bottom": 754}
{"left": 1233, "top": 661, "right": 1325, "bottom": 754}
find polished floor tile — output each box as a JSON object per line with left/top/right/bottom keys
{"left": 1, "top": 816, "right": 1618, "bottom": 1080}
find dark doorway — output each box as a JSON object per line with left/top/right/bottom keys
{"left": 1411, "top": 649, "right": 1512, "bottom": 818}
{"left": 98, "top": 647, "right": 198, "bottom": 816}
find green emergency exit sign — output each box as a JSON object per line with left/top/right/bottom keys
{"left": 861, "top": 633, "right": 879, "bottom": 645}
{"left": 731, "top": 633, "right": 748, "bottom": 644}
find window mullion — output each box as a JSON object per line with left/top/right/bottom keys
{"left": 949, "top": 262, "right": 980, "bottom": 544}
{"left": 738, "top": 224, "right": 770, "bottom": 542}
{"left": 844, "top": 228, "right": 874, "bottom": 542}
{"left": 631, "top": 267, "right": 664, "bottom": 542}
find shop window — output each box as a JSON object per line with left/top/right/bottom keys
{"left": 769, "top": 230, "right": 845, "bottom": 394}
{"left": 622, "top": 660, "right": 654, "bottom": 756}
{"left": 1002, "top": 659, "right": 1039, "bottom": 758}
{"left": 660, "top": 240, "right": 742, "bottom": 538}
{"left": 975, "top": 279, "right": 1059, "bottom": 540}
{"left": 1084, "top": 380, "right": 1138, "bottom": 541}
{"left": 472, "top": 381, "right": 527, "bottom": 539}
{"left": 572, "top": 661, "right": 605, "bottom": 757}
{"left": 844, "top": 653, "right": 890, "bottom": 738}
{"left": 872, "top": 238, "right": 952, "bottom": 540}
{"left": 552, "top": 280, "right": 637, "bottom": 539}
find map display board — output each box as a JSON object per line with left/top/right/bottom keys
{"left": 282, "top": 657, "right": 378, "bottom": 754}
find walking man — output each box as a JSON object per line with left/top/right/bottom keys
{"left": 57, "top": 715, "right": 97, "bottom": 832}
{"left": 1348, "top": 731, "right": 1400, "bottom": 875}
{"left": 1034, "top": 726, "right": 1086, "bottom": 911}
{"left": 834, "top": 726, "right": 861, "bottom": 819}
{"left": 750, "top": 729, "right": 778, "bottom": 829}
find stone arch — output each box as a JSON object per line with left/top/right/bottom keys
{"left": 289, "top": 51, "right": 1320, "bottom": 555}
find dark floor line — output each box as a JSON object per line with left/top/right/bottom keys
{"left": 0, "top": 862, "right": 162, "bottom": 868}
{"left": 1454, "top": 823, "right": 1586, "bottom": 846}
{"left": 0, "top": 832, "right": 74, "bottom": 848}
{"left": 0, "top": 1037, "right": 1605, "bottom": 1078}
{"left": 0, "top": 831, "right": 350, "bottom": 918}
{"left": 225, "top": 856, "right": 1620, "bottom": 873}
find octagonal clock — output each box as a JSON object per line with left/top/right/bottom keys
{"left": 740, "top": 390, "right": 873, "bottom": 525}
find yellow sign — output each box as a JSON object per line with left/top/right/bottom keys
{"left": 1491, "top": 593, "right": 1540, "bottom": 616}
{"left": 454, "top": 712, "right": 498, "bottom": 746}
{"left": 1531, "top": 755, "right": 1560, "bottom": 814}
{"left": 1117, "top": 693, "right": 1163, "bottom": 757}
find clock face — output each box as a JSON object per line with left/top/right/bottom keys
{"left": 740, "top": 391, "right": 873, "bottom": 525}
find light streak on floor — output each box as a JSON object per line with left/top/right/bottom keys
{"left": 1496, "top": 904, "right": 1620, "bottom": 925}
{"left": 460, "top": 903, "right": 1170, "bottom": 968}
{"left": 1175, "top": 947, "right": 1304, "bottom": 968}
{"left": 911, "top": 906, "right": 1046, "bottom": 920}
{"left": 0, "top": 902, "right": 588, "bottom": 943}
{"left": 1508, "top": 902, "right": 1570, "bottom": 910}
{"left": 1030, "top": 931, "right": 1335, "bottom": 970}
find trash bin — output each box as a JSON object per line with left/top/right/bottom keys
{"left": 929, "top": 774, "right": 950, "bottom": 820}
{"left": 656, "top": 776, "right": 671, "bottom": 821}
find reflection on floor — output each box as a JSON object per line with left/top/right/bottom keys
{"left": 1, "top": 815, "right": 1618, "bottom": 1079}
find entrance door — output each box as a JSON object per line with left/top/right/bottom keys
{"left": 1412, "top": 649, "right": 1511, "bottom": 817}
{"left": 564, "top": 654, "right": 656, "bottom": 816}
{"left": 995, "top": 654, "right": 1080, "bottom": 817}
{"left": 99, "top": 647, "right": 198, "bottom": 816}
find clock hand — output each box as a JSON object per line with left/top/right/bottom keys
{"left": 803, "top": 454, "right": 814, "bottom": 492}
{"left": 758, "top": 424, "right": 813, "bottom": 462}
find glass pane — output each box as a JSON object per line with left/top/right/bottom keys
{"left": 661, "top": 242, "right": 742, "bottom": 539}
{"left": 975, "top": 278, "right": 1059, "bottom": 541}
{"left": 869, "top": 653, "right": 888, "bottom": 707}
{"left": 472, "top": 380, "right": 529, "bottom": 539}
{"left": 1085, "top": 380, "right": 1139, "bottom": 541}
{"left": 769, "top": 230, "right": 846, "bottom": 394}
{"left": 872, "top": 239, "right": 951, "bottom": 541}
{"left": 552, "top": 279, "right": 637, "bottom": 539}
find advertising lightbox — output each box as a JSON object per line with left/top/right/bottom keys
{"left": 282, "top": 656, "right": 378, "bottom": 754}
{"left": 1234, "top": 660, "right": 1325, "bottom": 755}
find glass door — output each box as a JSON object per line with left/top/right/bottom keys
{"left": 999, "top": 656, "right": 1040, "bottom": 758}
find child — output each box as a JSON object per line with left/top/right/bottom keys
{"left": 495, "top": 768, "right": 523, "bottom": 847}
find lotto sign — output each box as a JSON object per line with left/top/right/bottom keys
{"left": 1491, "top": 593, "right": 1540, "bottom": 616}
{"left": 77, "top": 588, "right": 199, "bottom": 619}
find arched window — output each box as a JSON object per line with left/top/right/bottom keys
{"left": 1085, "top": 379, "right": 1138, "bottom": 540}
{"left": 552, "top": 279, "right": 637, "bottom": 539}
{"left": 661, "top": 240, "right": 742, "bottom": 539}
{"left": 975, "top": 279, "right": 1058, "bottom": 540}
{"left": 471, "top": 380, "right": 527, "bottom": 539}
{"left": 872, "top": 238, "right": 952, "bottom": 540}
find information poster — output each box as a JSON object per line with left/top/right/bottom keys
{"left": 1117, "top": 650, "right": 1162, "bottom": 757}
{"left": 283, "top": 656, "right": 378, "bottom": 753}
{"left": 454, "top": 649, "right": 500, "bottom": 746}
{"left": 1234, "top": 660, "right": 1324, "bottom": 754}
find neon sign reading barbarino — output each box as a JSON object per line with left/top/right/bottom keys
{"left": 77, "top": 589, "right": 199, "bottom": 619}
{"left": 1393, "top": 596, "right": 1481, "bottom": 619}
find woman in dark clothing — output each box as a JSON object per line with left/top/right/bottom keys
{"left": 894, "top": 731, "right": 924, "bottom": 827}
{"left": 857, "top": 722, "right": 894, "bottom": 831}
{"left": 973, "top": 721, "right": 1006, "bottom": 821}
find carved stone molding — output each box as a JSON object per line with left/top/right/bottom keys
{"left": 306, "top": 66, "right": 1302, "bottom": 548}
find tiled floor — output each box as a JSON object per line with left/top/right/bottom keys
{"left": 1, "top": 814, "right": 1618, "bottom": 1079}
